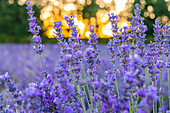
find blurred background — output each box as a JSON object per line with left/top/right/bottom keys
{"left": 0, "top": 0, "right": 170, "bottom": 43}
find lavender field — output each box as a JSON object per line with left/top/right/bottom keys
{"left": 0, "top": 1, "right": 170, "bottom": 113}
{"left": 0, "top": 44, "right": 111, "bottom": 89}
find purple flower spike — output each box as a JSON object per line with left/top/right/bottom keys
{"left": 162, "top": 22, "right": 170, "bottom": 57}
{"left": 26, "top": 1, "right": 45, "bottom": 55}
{"left": 53, "top": 21, "right": 63, "bottom": 42}
{"left": 88, "top": 24, "right": 100, "bottom": 65}
{"left": 153, "top": 19, "right": 162, "bottom": 44}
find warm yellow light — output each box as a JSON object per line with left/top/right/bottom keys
{"left": 78, "top": 0, "right": 85, "bottom": 5}
{"left": 46, "top": 6, "right": 53, "bottom": 12}
{"left": 18, "top": 0, "right": 26, "bottom": 6}
{"left": 87, "top": 0, "right": 92, "bottom": 5}
{"left": 41, "top": 12, "right": 51, "bottom": 20}
{"left": 90, "top": 17, "right": 96, "bottom": 24}
{"left": 114, "top": 0, "right": 128, "bottom": 14}
{"left": 162, "top": 16, "right": 169, "bottom": 24}
{"left": 150, "top": 13, "right": 155, "bottom": 19}
{"left": 85, "top": 31, "right": 91, "bottom": 39}
{"left": 102, "top": 23, "right": 112, "bottom": 37}
{"left": 101, "top": 15, "right": 108, "bottom": 23}
{"left": 54, "top": 1, "right": 59, "bottom": 6}
{"left": 47, "top": 27, "right": 56, "bottom": 38}
{"left": 147, "top": 5, "right": 154, "bottom": 12}
{"left": 103, "top": 0, "right": 112, "bottom": 4}
{"left": 66, "top": 0, "right": 76, "bottom": 2}
{"left": 129, "top": 0, "right": 134, "bottom": 3}
{"left": 8, "top": 0, "right": 14, "bottom": 4}
{"left": 144, "top": 12, "right": 149, "bottom": 17}
{"left": 64, "top": 3, "right": 76, "bottom": 11}
{"left": 121, "top": 22, "right": 128, "bottom": 28}
{"left": 38, "top": 0, "right": 131, "bottom": 39}
{"left": 99, "top": 3, "right": 105, "bottom": 8}
{"left": 168, "top": 5, "right": 170, "bottom": 12}
{"left": 77, "top": 21, "right": 85, "bottom": 34}
{"left": 140, "top": 0, "right": 146, "bottom": 5}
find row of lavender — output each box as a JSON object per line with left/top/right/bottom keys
{"left": 0, "top": 44, "right": 110, "bottom": 90}
{"left": 0, "top": 2, "right": 170, "bottom": 113}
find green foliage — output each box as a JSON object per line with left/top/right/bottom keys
{"left": 0, "top": 0, "right": 42, "bottom": 43}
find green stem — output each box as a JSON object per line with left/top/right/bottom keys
{"left": 130, "top": 89, "right": 135, "bottom": 113}
{"left": 152, "top": 82, "right": 155, "bottom": 113}
{"left": 115, "top": 75, "right": 119, "bottom": 99}
{"left": 129, "top": 100, "right": 132, "bottom": 113}
{"left": 82, "top": 86, "right": 92, "bottom": 113}
{"left": 135, "top": 99, "right": 138, "bottom": 112}
{"left": 40, "top": 54, "right": 45, "bottom": 78}
{"left": 153, "top": 102, "right": 155, "bottom": 113}
{"left": 160, "top": 69, "right": 165, "bottom": 113}
{"left": 81, "top": 61, "right": 86, "bottom": 80}
{"left": 159, "top": 96, "right": 163, "bottom": 113}
{"left": 154, "top": 75, "right": 157, "bottom": 113}
{"left": 132, "top": 101, "right": 134, "bottom": 113}
{"left": 167, "top": 56, "right": 170, "bottom": 110}
{"left": 81, "top": 61, "right": 95, "bottom": 113}
{"left": 69, "top": 65, "right": 86, "bottom": 113}
{"left": 98, "top": 65, "right": 104, "bottom": 79}
{"left": 97, "top": 102, "right": 101, "bottom": 113}
{"left": 145, "top": 68, "right": 149, "bottom": 89}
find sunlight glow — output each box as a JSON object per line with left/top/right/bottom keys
{"left": 85, "top": 31, "right": 91, "bottom": 39}
{"left": 102, "top": 23, "right": 112, "bottom": 37}
{"left": 41, "top": 12, "right": 51, "bottom": 20}
{"left": 64, "top": 3, "right": 76, "bottom": 11}
{"left": 115, "top": 0, "right": 128, "bottom": 14}
{"left": 103, "top": 0, "right": 112, "bottom": 4}
{"left": 38, "top": 0, "right": 131, "bottom": 38}
{"left": 121, "top": 22, "right": 128, "bottom": 28}
{"left": 47, "top": 27, "right": 56, "bottom": 38}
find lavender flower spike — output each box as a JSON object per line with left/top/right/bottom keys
{"left": 26, "top": 1, "right": 46, "bottom": 78}
{"left": 26, "top": 1, "right": 45, "bottom": 55}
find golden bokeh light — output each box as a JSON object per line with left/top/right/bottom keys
{"left": 102, "top": 23, "right": 112, "bottom": 37}
{"left": 8, "top": 0, "right": 14, "bottom": 4}
{"left": 18, "top": 0, "right": 26, "bottom": 5}
{"left": 147, "top": 5, "right": 154, "bottom": 12}
{"left": 103, "top": 0, "right": 112, "bottom": 4}
{"left": 15, "top": 0, "right": 168, "bottom": 39}
{"left": 64, "top": 3, "right": 77, "bottom": 11}
{"left": 85, "top": 31, "right": 91, "bottom": 39}
{"left": 144, "top": 11, "right": 149, "bottom": 17}
{"left": 114, "top": 0, "right": 128, "bottom": 14}
{"left": 162, "top": 16, "right": 169, "bottom": 24}
{"left": 46, "top": 27, "right": 56, "bottom": 38}
{"left": 150, "top": 13, "right": 155, "bottom": 19}
{"left": 37, "top": 0, "right": 131, "bottom": 39}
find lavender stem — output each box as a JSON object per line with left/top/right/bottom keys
{"left": 98, "top": 65, "right": 104, "bottom": 79}
{"left": 40, "top": 54, "right": 45, "bottom": 78}
{"left": 81, "top": 61, "right": 94, "bottom": 112}
{"left": 160, "top": 69, "right": 165, "bottom": 113}
{"left": 69, "top": 65, "right": 86, "bottom": 113}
